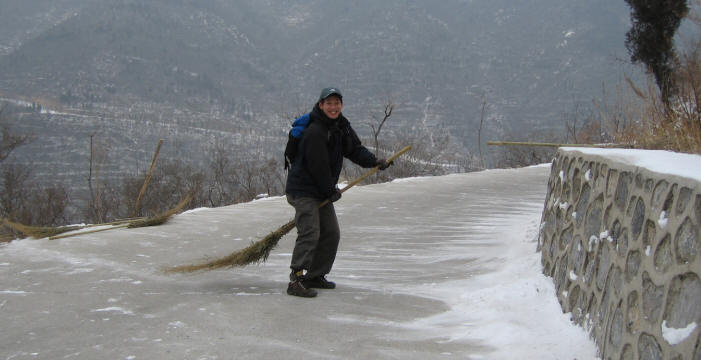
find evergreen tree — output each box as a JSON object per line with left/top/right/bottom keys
{"left": 624, "top": 0, "right": 689, "bottom": 104}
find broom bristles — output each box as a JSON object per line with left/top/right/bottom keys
{"left": 163, "top": 145, "right": 413, "bottom": 275}
{"left": 128, "top": 195, "right": 193, "bottom": 228}
{"left": 1, "top": 218, "right": 83, "bottom": 239}
{"left": 164, "top": 220, "right": 295, "bottom": 273}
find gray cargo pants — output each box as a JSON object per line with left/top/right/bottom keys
{"left": 286, "top": 195, "right": 340, "bottom": 281}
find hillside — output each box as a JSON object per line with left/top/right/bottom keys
{"left": 0, "top": 0, "right": 641, "bottom": 192}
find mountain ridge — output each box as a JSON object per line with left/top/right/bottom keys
{"left": 0, "top": 0, "right": 641, "bottom": 177}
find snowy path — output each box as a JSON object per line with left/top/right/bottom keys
{"left": 0, "top": 165, "right": 596, "bottom": 360}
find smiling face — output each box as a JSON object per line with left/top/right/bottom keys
{"left": 318, "top": 95, "right": 343, "bottom": 119}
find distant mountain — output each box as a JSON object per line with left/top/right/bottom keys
{"left": 0, "top": 0, "right": 281, "bottom": 107}
{"left": 0, "top": 0, "right": 640, "bottom": 173}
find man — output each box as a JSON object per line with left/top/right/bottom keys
{"left": 285, "top": 87, "right": 391, "bottom": 298}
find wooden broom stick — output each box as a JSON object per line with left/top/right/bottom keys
{"left": 487, "top": 141, "right": 633, "bottom": 148}
{"left": 164, "top": 145, "right": 412, "bottom": 273}
{"left": 131, "top": 139, "right": 164, "bottom": 218}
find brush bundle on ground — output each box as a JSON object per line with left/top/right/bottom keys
{"left": 50, "top": 195, "right": 194, "bottom": 240}
{"left": 165, "top": 220, "right": 295, "bottom": 273}
{"left": 1, "top": 218, "right": 84, "bottom": 239}
{"left": 128, "top": 195, "right": 192, "bottom": 228}
{"left": 165, "top": 146, "right": 412, "bottom": 274}
{"left": 3, "top": 194, "right": 193, "bottom": 241}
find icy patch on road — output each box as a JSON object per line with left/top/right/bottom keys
{"left": 92, "top": 307, "right": 134, "bottom": 315}
{"left": 398, "top": 209, "right": 598, "bottom": 359}
{"left": 0, "top": 290, "right": 29, "bottom": 295}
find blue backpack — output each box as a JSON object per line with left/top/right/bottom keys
{"left": 284, "top": 113, "right": 311, "bottom": 170}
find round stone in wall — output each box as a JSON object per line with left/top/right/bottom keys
{"left": 586, "top": 195, "right": 604, "bottom": 242}
{"left": 676, "top": 187, "right": 692, "bottom": 215}
{"left": 610, "top": 303, "right": 624, "bottom": 349}
{"left": 642, "top": 272, "right": 665, "bottom": 324}
{"left": 675, "top": 217, "right": 699, "bottom": 264}
{"left": 632, "top": 198, "right": 646, "bottom": 242}
{"left": 621, "top": 343, "right": 634, "bottom": 360}
{"left": 663, "top": 273, "right": 701, "bottom": 329}
{"left": 576, "top": 183, "right": 591, "bottom": 227}
{"left": 638, "top": 333, "right": 663, "bottom": 360}
{"left": 627, "top": 291, "right": 640, "bottom": 334}
{"left": 615, "top": 172, "right": 632, "bottom": 211}
{"left": 626, "top": 250, "right": 642, "bottom": 281}
{"left": 651, "top": 180, "right": 669, "bottom": 213}
{"left": 654, "top": 234, "right": 673, "bottom": 273}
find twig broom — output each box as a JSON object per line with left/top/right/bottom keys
{"left": 1, "top": 219, "right": 84, "bottom": 239}
{"left": 164, "top": 145, "right": 412, "bottom": 274}
{"left": 127, "top": 194, "right": 193, "bottom": 228}
{"left": 47, "top": 195, "right": 193, "bottom": 240}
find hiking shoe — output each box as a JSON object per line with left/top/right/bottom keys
{"left": 286, "top": 280, "right": 317, "bottom": 298}
{"left": 303, "top": 276, "right": 336, "bottom": 289}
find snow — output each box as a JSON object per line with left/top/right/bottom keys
{"left": 569, "top": 271, "right": 578, "bottom": 281}
{"left": 662, "top": 321, "right": 697, "bottom": 345}
{"left": 589, "top": 236, "right": 599, "bottom": 251}
{"left": 561, "top": 147, "right": 701, "bottom": 183}
{"left": 92, "top": 307, "right": 135, "bottom": 315}
{"left": 0, "top": 290, "right": 28, "bottom": 295}
{"left": 658, "top": 211, "right": 668, "bottom": 229}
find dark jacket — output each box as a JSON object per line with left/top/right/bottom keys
{"left": 285, "top": 104, "right": 377, "bottom": 200}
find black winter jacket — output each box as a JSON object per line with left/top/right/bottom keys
{"left": 285, "top": 104, "right": 378, "bottom": 200}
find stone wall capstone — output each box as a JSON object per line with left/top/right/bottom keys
{"left": 538, "top": 149, "right": 701, "bottom": 360}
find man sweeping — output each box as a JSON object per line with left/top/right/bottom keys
{"left": 285, "top": 87, "right": 391, "bottom": 297}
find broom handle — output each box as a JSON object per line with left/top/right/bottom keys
{"left": 49, "top": 224, "right": 130, "bottom": 240}
{"left": 318, "top": 145, "right": 412, "bottom": 208}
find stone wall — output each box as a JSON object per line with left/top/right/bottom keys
{"left": 538, "top": 148, "right": 701, "bottom": 360}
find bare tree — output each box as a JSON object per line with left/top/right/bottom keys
{"left": 0, "top": 164, "right": 32, "bottom": 220}
{"left": 368, "top": 98, "right": 394, "bottom": 156}
{"left": 478, "top": 95, "right": 487, "bottom": 169}
{"left": 0, "top": 108, "right": 30, "bottom": 163}
{"left": 32, "top": 186, "right": 70, "bottom": 226}
{"left": 0, "top": 109, "right": 70, "bottom": 228}
{"left": 206, "top": 144, "right": 237, "bottom": 207}
{"left": 257, "top": 158, "right": 285, "bottom": 198}
{"left": 230, "top": 156, "right": 285, "bottom": 202}
{"left": 563, "top": 101, "right": 603, "bottom": 144}
{"left": 123, "top": 159, "right": 204, "bottom": 216}
{"left": 87, "top": 134, "right": 111, "bottom": 223}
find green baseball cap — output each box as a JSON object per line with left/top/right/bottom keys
{"left": 319, "top": 87, "right": 343, "bottom": 101}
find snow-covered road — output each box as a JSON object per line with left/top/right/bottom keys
{"left": 0, "top": 165, "right": 596, "bottom": 359}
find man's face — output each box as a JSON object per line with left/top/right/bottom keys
{"left": 319, "top": 96, "right": 343, "bottom": 119}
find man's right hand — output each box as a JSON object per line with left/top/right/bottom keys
{"left": 329, "top": 190, "right": 342, "bottom": 202}
{"left": 376, "top": 158, "right": 393, "bottom": 170}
